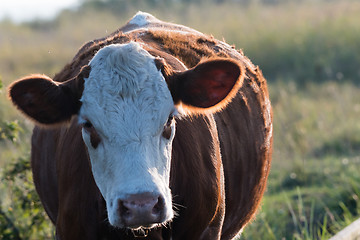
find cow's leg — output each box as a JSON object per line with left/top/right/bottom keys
{"left": 31, "top": 128, "right": 59, "bottom": 224}
{"left": 54, "top": 122, "right": 102, "bottom": 239}
{"left": 199, "top": 162, "right": 225, "bottom": 240}
{"left": 199, "top": 203, "right": 225, "bottom": 240}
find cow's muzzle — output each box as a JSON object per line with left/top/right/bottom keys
{"left": 117, "top": 192, "right": 167, "bottom": 229}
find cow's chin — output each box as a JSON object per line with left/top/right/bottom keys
{"left": 108, "top": 214, "right": 173, "bottom": 238}
{"left": 109, "top": 211, "right": 173, "bottom": 229}
{"left": 121, "top": 217, "right": 168, "bottom": 230}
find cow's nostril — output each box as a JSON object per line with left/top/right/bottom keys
{"left": 153, "top": 196, "right": 164, "bottom": 215}
{"left": 118, "top": 200, "right": 131, "bottom": 217}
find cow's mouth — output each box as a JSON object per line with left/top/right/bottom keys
{"left": 129, "top": 225, "right": 158, "bottom": 238}
{"left": 127, "top": 220, "right": 172, "bottom": 238}
{"left": 131, "top": 228, "right": 150, "bottom": 238}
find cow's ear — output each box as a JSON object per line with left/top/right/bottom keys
{"left": 8, "top": 66, "right": 90, "bottom": 125}
{"left": 168, "top": 59, "right": 244, "bottom": 114}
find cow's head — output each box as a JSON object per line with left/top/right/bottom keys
{"left": 9, "top": 42, "right": 244, "bottom": 230}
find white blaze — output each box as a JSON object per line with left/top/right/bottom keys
{"left": 79, "top": 42, "right": 175, "bottom": 227}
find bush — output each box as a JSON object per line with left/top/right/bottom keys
{"left": 0, "top": 78, "right": 54, "bottom": 239}
{"left": 0, "top": 156, "right": 54, "bottom": 239}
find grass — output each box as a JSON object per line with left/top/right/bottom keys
{"left": 243, "top": 79, "right": 360, "bottom": 239}
{"left": 242, "top": 153, "right": 360, "bottom": 239}
{"left": 271, "top": 81, "right": 360, "bottom": 163}
{"left": 240, "top": 80, "right": 360, "bottom": 239}
{"left": 1, "top": 0, "right": 360, "bottom": 239}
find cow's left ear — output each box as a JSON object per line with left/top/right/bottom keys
{"left": 8, "top": 65, "right": 90, "bottom": 126}
{"left": 168, "top": 58, "right": 244, "bottom": 114}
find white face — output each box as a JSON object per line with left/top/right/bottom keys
{"left": 79, "top": 42, "right": 175, "bottom": 228}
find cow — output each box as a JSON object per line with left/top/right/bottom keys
{"left": 8, "top": 12, "right": 273, "bottom": 240}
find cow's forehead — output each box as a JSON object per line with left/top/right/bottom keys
{"left": 79, "top": 42, "right": 174, "bottom": 138}
{"left": 84, "top": 42, "right": 161, "bottom": 99}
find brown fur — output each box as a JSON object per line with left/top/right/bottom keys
{"left": 9, "top": 14, "right": 272, "bottom": 240}
{"left": 9, "top": 65, "right": 90, "bottom": 126}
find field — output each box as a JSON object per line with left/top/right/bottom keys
{"left": 1, "top": 0, "right": 360, "bottom": 239}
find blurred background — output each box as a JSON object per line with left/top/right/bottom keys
{"left": 0, "top": 0, "right": 359, "bottom": 239}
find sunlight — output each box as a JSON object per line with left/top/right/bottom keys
{"left": 0, "top": 0, "right": 79, "bottom": 22}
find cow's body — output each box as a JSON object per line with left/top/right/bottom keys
{"left": 10, "top": 12, "right": 272, "bottom": 240}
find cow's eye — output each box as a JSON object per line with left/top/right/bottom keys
{"left": 162, "top": 115, "right": 174, "bottom": 140}
{"left": 166, "top": 115, "right": 174, "bottom": 126}
{"left": 83, "top": 120, "right": 93, "bottom": 129}
{"left": 82, "top": 120, "right": 101, "bottom": 148}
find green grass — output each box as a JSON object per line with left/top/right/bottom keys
{"left": 242, "top": 153, "right": 360, "bottom": 239}
{"left": 1, "top": 0, "right": 360, "bottom": 239}
{"left": 241, "top": 80, "right": 360, "bottom": 239}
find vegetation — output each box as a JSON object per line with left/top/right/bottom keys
{"left": 0, "top": 0, "right": 359, "bottom": 239}
{"left": 243, "top": 81, "right": 360, "bottom": 239}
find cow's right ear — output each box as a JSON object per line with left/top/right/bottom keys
{"left": 8, "top": 66, "right": 90, "bottom": 126}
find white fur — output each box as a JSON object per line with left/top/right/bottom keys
{"left": 126, "top": 12, "right": 205, "bottom": 37}
{"left": 79, "top": 42, "right": 175, "bottom": 227}
{"left": 128, "top": 11, "right": 155, "bottom": 27}
{"left": 264, "top": 97, "right": 273, "bottom": 149}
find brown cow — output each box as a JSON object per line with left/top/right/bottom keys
{"left": 9, "top": 12, "right": 272, "bottom": 240}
